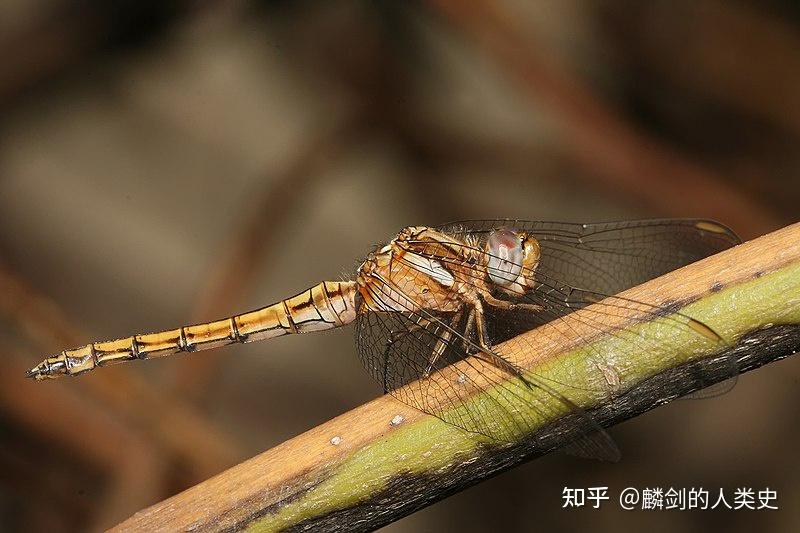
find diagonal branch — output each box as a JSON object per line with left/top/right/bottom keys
{"left": 0, "top": 262, "right": 242, "bottom": 478}
{"left": 425, "top": 0, "right": 781, "bottom": 238}
{"left": 113, "top": 223, "right": 800, "bottom": 532}
{"left": 173, "top": 120, "right": 357, "bottom": 399}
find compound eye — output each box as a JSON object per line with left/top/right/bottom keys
{"left": 486, "top": 229, "right": 523, "bottom": 287}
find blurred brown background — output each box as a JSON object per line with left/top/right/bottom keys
{"left": 0, "top": 1, "right": 798, "bottom": 531}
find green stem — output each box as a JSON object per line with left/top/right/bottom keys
{"left": 251, "top": 259, "right": 800, "bottom": 532}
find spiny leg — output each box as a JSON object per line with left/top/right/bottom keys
{"left": 423, "top": 308, "right": 463, "bottom": 377}
{"left": 470, "top": 297, "right": 526, "bottom": 380}
{"left": 482, "top": 292, "right": 543, "bottom": 313}
{"left": 388, "top": 318, "right": 432, "bottom": 343}
{"left": 380, "top": 313, "right": 455, "bottom": 391}
{"left": 471, "top": 297, "right": 491, "bottom": 350}
{"left": 461, "top": 307, "right": 475, "bottom": 353}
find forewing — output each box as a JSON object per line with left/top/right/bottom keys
{"left": 439, "top": 218, "right": 740, "bottom": 298}
{"left": 433, "top": 219, "right": 741, "bottom": 397}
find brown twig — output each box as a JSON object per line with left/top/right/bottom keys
{"left": 426, "top": 0, "right": 781, "bottom": 238}
{"left": 624, "top": 0, "right": 800, "bottom": 139}
{"left": 114, "top": 223, "right": 800, "bottom": 531}
{"left": 0, "top": 262, "right": 242, "bottom": 478}
{"left": 0, "top": 343, "right": 166, "bottom": 530}
{"left": 173, "top": 120, "right": 357, "bottom": 399}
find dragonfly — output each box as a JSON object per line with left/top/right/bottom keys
{"left": 27, "top": 219, "right": 740, "bottom": 461}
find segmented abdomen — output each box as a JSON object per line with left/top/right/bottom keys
{"left": 27, "top": 281, "right": 357, "bottom": 380}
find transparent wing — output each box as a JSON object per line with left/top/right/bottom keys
{"left": 355, "top": 218, "right": 739, "bottom": 461}
{"left": 438, "top": 218, "right": 740, "bottom": 297}
{"left": 356, "top": 268, "right": 621, "bottom": 461}
{"left": 435, "top": 218, "right": 741, "bottom": 395}
{"left": 419, "top": 251, "right": 737, "bottom": 395}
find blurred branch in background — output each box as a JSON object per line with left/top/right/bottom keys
{"left": 172, "top": 120, "right": 360, "bottom": 399}
{"left": 600, "top": 0, "right": 800, "bottom": 217}
{"left": 0, "top": 341, "right": 166, "bottom": 532}
{"left": 613, "top": 0, "right": 800, "bottom": 138}
{"left": 1, "top": 1, "right": 799, "bottom": 531}
{"left": 0, "top": 5, "right": 102, "bottom": 103}
{"left": 426, "top": 0, "right": 782, "bottom": 238}
{"left": 0, "top": 262, "right": 243, "bottom": 478}
{"left": 0, "top": 2, "right": 204, "bottom": 106}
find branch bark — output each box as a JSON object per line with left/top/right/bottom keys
{"left": 113, "top": 223, "right": 800, "bottom": 532}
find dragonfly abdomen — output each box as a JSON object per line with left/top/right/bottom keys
{"left": 26, "top": 281, "right": 357, "bottom": 380}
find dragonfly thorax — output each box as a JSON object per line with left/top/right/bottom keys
{"left": 355, "top": 226, "right": 482, "bottom": 314}
{"left": 355, "top": 225, "right": 545, "bottom": 318}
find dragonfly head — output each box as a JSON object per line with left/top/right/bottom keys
{"left": 486, "top": 228, "right": 540, "bottom": 295}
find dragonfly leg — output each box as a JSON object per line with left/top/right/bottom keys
{"left": 380, "top": 311, "right": 460, "bottom": 389}
{"left": 470, "top": 297, "right": 525, "bottom": 379}
{"left": 461, "top": 307, "right": 475, "bottom": 353}
{"left": 482, "top": 292, "right": 543, "bottom": 313}
{"left": 388, "top": 318, "right": 431, "bottom": 344}
{"left": 423, "top": 308, "right": 463, "bottom": 377}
